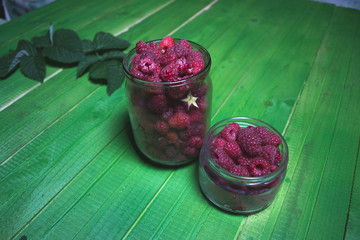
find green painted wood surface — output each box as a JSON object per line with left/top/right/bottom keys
{"left": 0, "top": 0, "right": 359, "bottom": 239}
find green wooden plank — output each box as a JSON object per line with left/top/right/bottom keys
{"left": 257, "top": 7, "right": 359, "bottom": 240}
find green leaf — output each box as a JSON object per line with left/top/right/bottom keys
{"left": 43, "top": 28, "right": 85, "bottom": 63}
{"left": 0, "top": 52, "right": 17, "bottom": 78}
{"left": 17, "top": 40, "right": 38, "bottom": 55}
{"left": 77, "top": 54, "right": 100, "bottom": 78}
{"left": 102, "top": 50, "right": 126, "bottom": 61}
{"left": 89, "top": 59, "right": 124, "bottom": 95}
{"left": 93, "top": 32, "right": 130, "bottom": 51}
{"left": 32, "top": 34, "right": 52, "bottom": 48}
{"left": 20, "top": 52, "right": 46, "bottom": 82}
{"left": 81, "top": 39, "right": 96, "bottom": 53}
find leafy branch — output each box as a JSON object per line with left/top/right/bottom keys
{"left": 0, "top": 25, "right": 130, "bottom": 95}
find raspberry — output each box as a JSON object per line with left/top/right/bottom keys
{"left": 165, "top": 145, "right": 178, "bottom": 157}
{"left": 188, "top": 110, "right": 204, "bottom": 123}
{"left": 160, "top": 62, "right": 179, "bottom": 82}
{"left": 212, "top": 148, "right": 234, "bottom": 171}
{"left": 182, "top": 123, "right": 206, "bottom": 139}
{"left": 175, "top": 57, "right": 189, "bottom": 76}
{"left": 179, "top": 39, "right": 192, "bottom": 52}
{"left": 135, "top": 41, "right": 148, "bottom": 54}
{"left": 258, "top": 145, "right": 277, "bottom": 163}
{"left": 166, "top": 131, "right": 179, "bottom": 144}
{"left": 172, "top": 44, "right": 188, "bottom": 58}
{"left": 168, "top": 112, "right": 190, "bottom": 129}
{"left": 147, "top": 94, "right": 168, "bottom": 113}
{"left": 254, "top": 126, "right": 271, "bottom": 145}
{"left": 219, "top": 123, "right": 241, "bottom": 142}
{"left": 159, "top": 36, "right": 175, "bottom": 54}
{"left": 148, "top": 41, "right": 162, "bottom": 58}
{"left": 270, "top": 164, "right": 279, "bottom": 172}
{"left": 211, "top": 137, "right": 227, "bottom": 150}
{"left": 155, "top": 120, "right": 169, "bottom": 135}
{"left": 237, "top": 128, "right": 261, "bottom": 156}
{"left": 182, "top": 146, "right": 197, "bottom": 156}
{"left": 160, "top": 49, "right": 177, "bottom": 66}
{"left": 189, "top": 61, "right": 204, "bottom": 75}
{"left": 269, "top": 132, "right": 282, "bottom": 146}
{"left": 236, "top": 155, "right": 251, "bottom": 167}
{"left": 274, "top": 150, "right": 283, "bottom": 164}
{"left": 248, "top": 157, "right": 270, "bottom": 177}
{"left": 139, "top": 56, "right": 160, "bottom": 74}
{"left": 192, "top": 83, "right": 208, "bottom": 97}
{"left": 188, "top": 135, "right": 203, "bottom": 148}
{"left": 230, "top": 165, "right": 250, "bottom": 177}
{"left": 223, "top": 141, "right": 242, "bottom": 159}
{"left": 197, "top": 96, "right": 208, "bottom": 112}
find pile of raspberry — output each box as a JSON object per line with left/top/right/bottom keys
{"left": 128, "top": 36, "right": 210, "bottom": 162}
{"left": 210, "top": 123, "right": 283, "bottom": 177}
{"left": 131, "top": 36, "right": 204, "bottom": 82}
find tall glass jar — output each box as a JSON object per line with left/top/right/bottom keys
{"left": 199, "top": 117, "right": 288, "bottom": 214}
{"left": 123, "top": 39, "right": 212, "bottom": 166}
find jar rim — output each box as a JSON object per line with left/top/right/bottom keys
{"left": 122, "top": 39, "right": 211, "bottom": 87}
{"left": 202, "top": 117, "right": 289, "bottom": 183}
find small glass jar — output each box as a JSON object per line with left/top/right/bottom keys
{"left": 199, "top": 117, "right": 288, "bottom": 214}
{"left": 123, "top": 39, "right": 212, "bottom": 166}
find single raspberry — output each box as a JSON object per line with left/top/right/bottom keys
{"left": 274, "top": 150, "right": 283, "bottom": 164}
{"left": 155, "top": 121, "right": 169, "bottom": 135}
{"left": 258, "top": 145, "right": 277, "bottom": 163}
{"left": 192, "top": 83, "right": 208, "bottom": 97}
{"left": 237, "top": 127, "right": 261, "bottom": 156}
{"left": 230, "top": 165, "right": 250, "bottom": 177}
{"left": 166, "top": 131, "right": 179, "bottom": 144}
{"left": 165, "top": 145, "right": 178, "bottom": 157}
{"left": 160, "top": 63, "right": 179, "bottom": 82}
{"left": 168, "top": 112, "right": 190, "bottom": 129}
{"left": 139, "top": 56, "right": 160, "bottom": 74}
{"left": 236, "top": 155, "right": 251, "bottom": 167}
{"left": 161, "top": 108, "right": 174, "bottom": 120}
{"left": 196, "top": 96, "right": 208, "bottom": 112}
{"left": 182, "top": 146, "right": 197, "bottom": 156}
{"left": 187, "top": 50, "right": 203, "bottom": 62}
{"left": 223, "top": 141, "right": 242, "bottom": 159}
{"left": 188, "top": 135, "right": 203, "bottom": 149}
{"left": 269, "top": 132, "right": 282, "bottom": 146}
{"left": 212, "top": 148, "right": 234, "bottom": 171}
{"left": 188, "top": 110, "right": 204, "bottom": 123}
{"left": 147, "top": 94, "right": 168, "bottom": 113}
{"left": 248, "top": 157, "right": 270, "bottom": 177}
{"left": 182, "top": 123, "right": 206, "bottom": 139}
{"left": 211, "top": 137, "right": 227, "bottom": 150}
{"left": 178, "top": 39, "right": 192, "bottom": 52}
{"left": 159, "top": 36, "right": 175, "bottom": 54}
{"left": 172, "top": 44, "right": 188, "bottom": 58}
{"left": 147, "top": 41, "right": 162, "bottom": 58}
{"left": 254, "top": 126, "right": 271, "bottom": 145}
{"left": 175, "top": 57, "right": 189, "bottom": 76}
{"left": 160, "top": 49, "right": 177, "bottom": 66}
{"left": 135, "top": 41, "right": 148, "bottom": 54}
{"left": 270, "top": 164, "right": 279, "bottom": 172}
{"left": 189, "top": 61, "right": 204, "bottom": 75}
{"left": 219, "top": 123, "right": 241, "bottom": 142}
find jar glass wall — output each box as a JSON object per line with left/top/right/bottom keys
{"left": 199, "top": 117, "right": 289, "bottom": 214}
{"left": 123, "top": 39, "right": 212, "bottom": 166}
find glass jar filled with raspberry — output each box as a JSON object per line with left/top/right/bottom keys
{"left": 199, "top": 117, "right": 288, "bottom": 214}
{"left": 123, "top": 36, "right": 212, "bottom": 166}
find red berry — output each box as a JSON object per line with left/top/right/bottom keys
{"left": 179, "top": 39, "right": 192, "bottom": 52}
{"left": 258, "top": 145, "right": 277, "bottom": 163}
{"left": 223, "top": 141, "right": 242, "bottom": 159}
{"left": 219, "top": 123, "right": 241, "bottom": 142}
{"left": 159, "top": 36, "right": 175, "bottom": 54}
{"left": 211, "top": 137, "right": 227, "bottom": 149}
{"left": 213, "top": 148, "right": 234, "bottom": 171}
{"left": 254, "top": 126, "right": 271, "bottom": 145}
{"left": 274, "top": 150, "right": 283, "bottom": 164}
{"left": 237, "top": 128, "right": 261, "bottom": 156}
{"left": 147, "top": 94, "right": 168, "bottom": 113}
{"left": 248, "top": 157, "right": 270, "bottom": 177}
{"left": 135, "top": 41, "right": 149, "bottom": 54}
{"left": 155, "top": 121, "right": 169, "bottom": 135}
{"left": 188, "top": 135, "right": 203, "bottom": 149}
{"left": 230, "top": 165, "right": 250, "bottom": 177}
{"left": 188, "top": 110, "right": 204, "bottom": 123}
{"left": 166, "top": 131, "right": 179, "bottom": 144}
{"left": 236, "top": 155, "right": 251, "bottom": 167}
{"left": 160, "top": 62, "right": 179, "bottom": 82}
{"left": 182, "top": 146, "right": 197, "bottom": 156}
{"left": 168, "top": 112, "right": 190, "bottom": 129}
{"left": 269, "top": 132, "right": 282, "bottom": 146}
